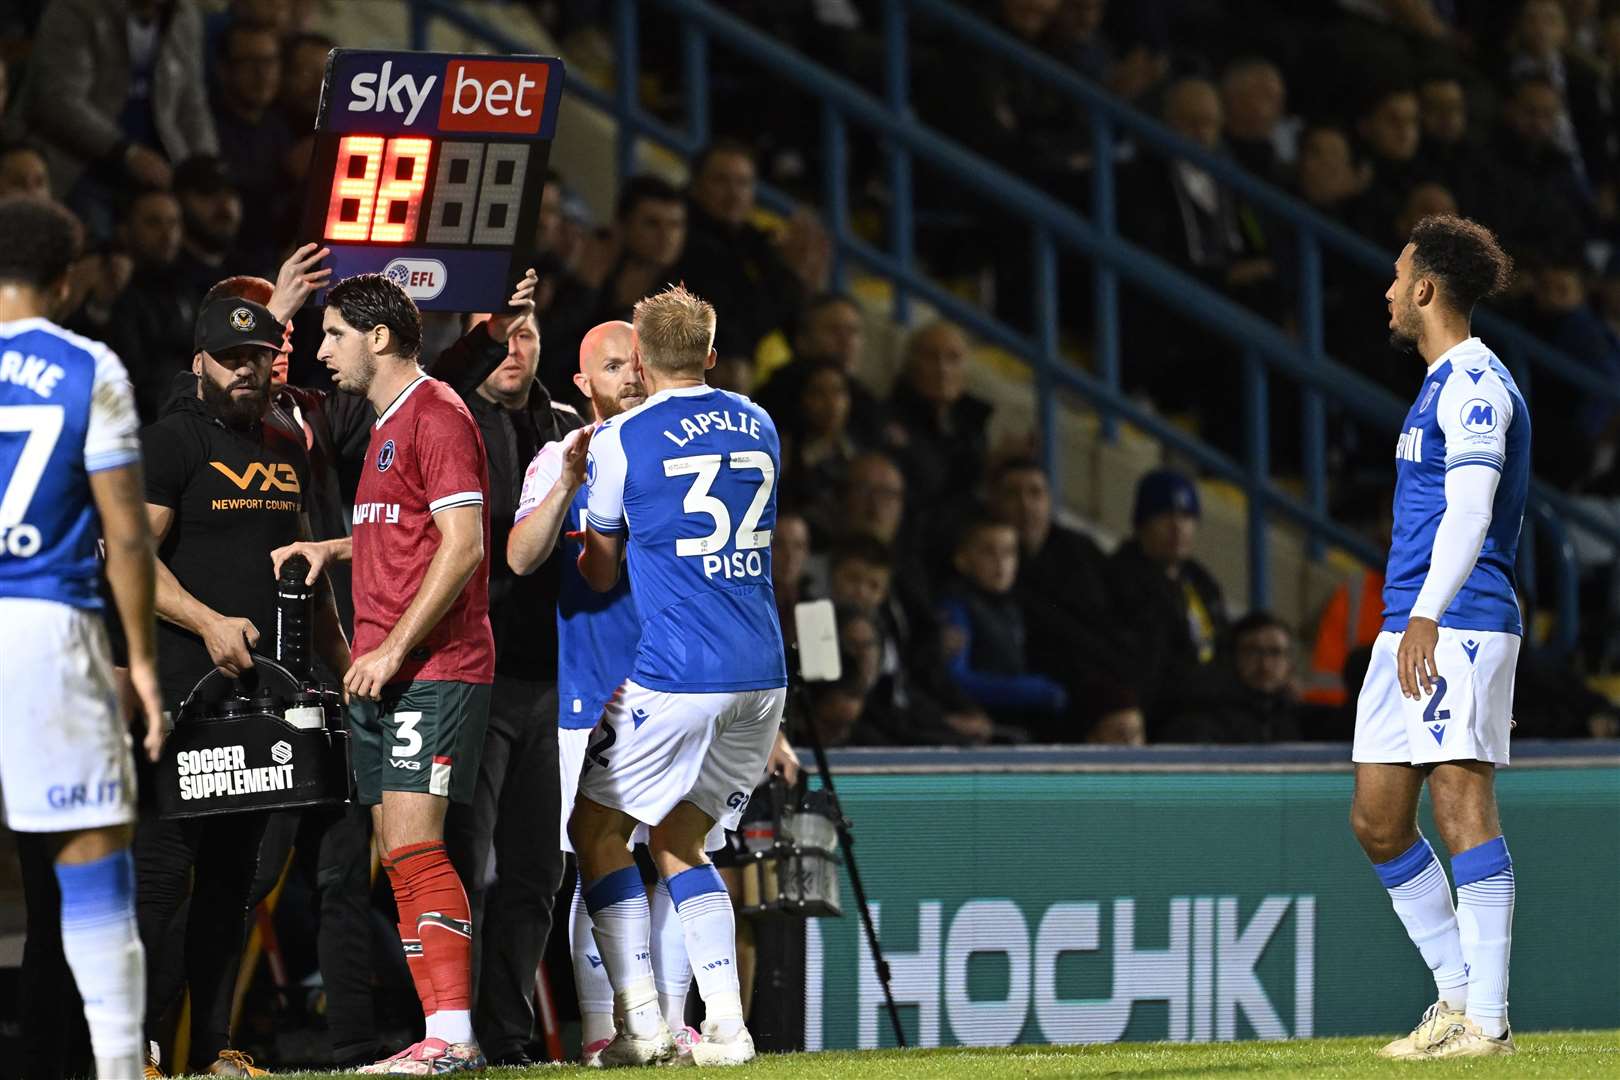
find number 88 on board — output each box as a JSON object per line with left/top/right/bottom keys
{"left": 299, "top": 50, "right": 565, "bottom": 311}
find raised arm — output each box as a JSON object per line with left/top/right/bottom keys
{"left": 509, "top": 427, "right": 593, "bottom": 576}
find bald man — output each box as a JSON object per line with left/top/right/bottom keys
{"left": 510, "top": 322, "right": 702, "bottom": 1064}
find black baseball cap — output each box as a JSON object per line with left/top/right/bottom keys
{"left": 194, "top": 298, "right": 284, "bottom": 355}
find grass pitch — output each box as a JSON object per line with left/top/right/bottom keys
{"left": 267, "top": 1030, "right": 1620, "bottom": 1079}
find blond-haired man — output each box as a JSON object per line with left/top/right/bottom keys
{"left": 564, "top": 286, "right": 787, "bottom": 1066}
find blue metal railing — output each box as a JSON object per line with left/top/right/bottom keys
{"left": 405, "top": 0, "right": 1602, "bottom": 651}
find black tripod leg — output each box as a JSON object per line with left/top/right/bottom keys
{"left": 797, "top": 680, "right": 907, "bottom": 1048}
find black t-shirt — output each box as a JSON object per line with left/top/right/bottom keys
{"left": 143, "top": 387, "right": 310, "bottom": 708}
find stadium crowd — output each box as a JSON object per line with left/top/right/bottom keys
{"left": 2, "top": 0, "right": 1619, "bottom": 1073}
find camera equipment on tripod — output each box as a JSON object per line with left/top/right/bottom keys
{"left": 154, "top": 556, "right": 352, "bottom": 819}
{"left": 737, "top": 779, "right": 843, "bottom": 918}
{"left": 789, "top": 599, "right": 904, "bottom": 1045}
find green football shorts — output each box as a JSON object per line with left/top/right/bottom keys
{"left": 347, "top": 679, "right": 491, "bottom": 805}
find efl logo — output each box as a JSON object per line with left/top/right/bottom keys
{"left": 438, "top": 59, "right": 548, "bottom": 133}
{"left": 383, "top": 257, "right": 446, "bottom": 300}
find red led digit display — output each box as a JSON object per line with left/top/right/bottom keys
{"left": 320, "top": 134, "right": 535, "bottom": 247}
{"left": 323, "top": 135, "right": 384, "bottom": 241}
{"left": 369, "top": 137, "right": 433, "bottom": 243}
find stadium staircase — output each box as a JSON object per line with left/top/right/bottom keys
{"left": 321, "top": 0, "right": 1620, "bottom": 648}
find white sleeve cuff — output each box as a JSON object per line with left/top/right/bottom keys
{"left": 429, "top": 490, "right": 484, "bottom": 513}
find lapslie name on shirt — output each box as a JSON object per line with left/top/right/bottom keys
{"left": 662, "top": 408, "right": 762, "bottom": 448}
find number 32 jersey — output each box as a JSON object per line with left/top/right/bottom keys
{"left": 586, "top": 384, "right": 786, "bottom": 693}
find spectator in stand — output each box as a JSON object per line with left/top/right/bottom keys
{"left": 1108, "top": 468, "right": 1228, "bottom": 732}
{"left": 772, "top": 508, "right": 812, "bottom": 652}
{"left": 989, "top": 458, "right": 1142, "bottom": 738}
{"left": 931, "top": 0, "right": 1089, "bottom": 191}
{"left": 0, "top": 141, "right": 50, "bottom": 200}
{"left": 938, "top": 517, "right": 1070, "bottom": 740}
{"left": 1050, "top": 0, "right": 1166, "bottom": 104}
{"left": 1295, "top": 126, "right": 1372, "bottom": 225}
{"left": 885, "top": 321, "right": 992, "bottom": 520}
{"left": 1220, "top": 56, "right": 1295, "bottom": 181}
{"left": 818, "top": 449, "right": 905, "bottom": 556}
{"left": 19, "top": 0, "right": 216, "bottom": 232}
{"left": 1568, "top": 5, "right": 1620, "bottom": 213}
{"left": 1415, "top": 76, "right": 1493, "bottom": 216}
{"left": 1304, "top": 498, "right": 1390, "bottom": 709}
{"left": 783, "top": 363, "right": 867, "bottom": 537}
{"left": 1392, "top": 181, "right": 1458, "bottom": 248}
{"left": 1354, "top": 86, "right": 1425, "bottom": 232}
{"left": 171, "top": 154, "right": 243, "bottom": 302}
{"left": 1520, "top": 253, "right": 1620, "bottom": 485}
{"left": 1119, "top": 77, "right": 1275, "bottom": 426}
{"left": 1161, "top": 612, "right": 1307, "bottom": 743}
{"left": 755, "top": 292, "right": 883, "bottom": 441}
{"left": 1122, "top": 77, "right": 1256, "bottom": 282}
{"left": 542, "top": 176, "right": 687, "bottom": 394}
{"left": 670, "top": 138, "right": 828, "bottom": 357}
{"left": 798, "top": 607, "right": 885, "bottom": 749}
{"left": 1496, "top": 76, "right": 1596, "bottom": 253}
{"left": 209, "top": 20, "right": 292, "bottom": 274}
{"left": 279, "top": 31, "right": 334, "bottom": 135}
{"left": 100, "top": 188, "right": 194, "bottom": 420}
{"left": 1503, "top": 0, "right": 1596, "bottom": 152}
{"left": 826, "top": 537, "right": 991, "bottom": 746}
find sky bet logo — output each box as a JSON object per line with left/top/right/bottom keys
{"left": 346, "top": 58, "right": 548, "bottom": 133}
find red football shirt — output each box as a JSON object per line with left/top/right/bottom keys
{"left": 351, "top": 373, "right": 494, "bottom": 685}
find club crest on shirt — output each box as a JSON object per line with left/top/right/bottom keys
{"left": 377, "top": 439, "right": 396, "bottom": 472}
{"left": 1418, "top": 382, "right": 1440, "bottom": 413}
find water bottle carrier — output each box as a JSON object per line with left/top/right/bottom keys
{"left": 153, "top": 655, "right": 354, "bottom": 819}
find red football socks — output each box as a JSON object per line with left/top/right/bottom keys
{"left": 386, "top": 841, "right": 473, "bottom": 1013}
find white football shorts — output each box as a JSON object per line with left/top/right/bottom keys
{"left": 1352, "top": 627, "right": 1518, "bottom": 766}
{"left": 575, "top": 679, "right": 786, "bottom": 839}
{"left": 0, "top": 597, "right": 136, "bottom": 831}
{"left": 559, "top": 719, "right": 727, "bottom": 854}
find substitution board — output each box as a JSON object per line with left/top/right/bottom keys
{"left": 299, "top": 49, "right": 565, "bottom": 310}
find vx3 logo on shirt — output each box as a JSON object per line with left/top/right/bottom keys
{"left": 209, "top": 461, "right": 301, "bottom": 493}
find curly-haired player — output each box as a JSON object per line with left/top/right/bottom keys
{"left": 0, "top": 196, "right": 160, "bottom": 1080}
{"left": 1353, "top": 214, "right": 1525, "bottom": 1060}
{"left": 273, "top": 271, "right": 498, "bottom": 1075}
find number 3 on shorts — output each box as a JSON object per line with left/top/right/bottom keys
{"left": 392, "top": 710, "right": 424, "bottom": 758}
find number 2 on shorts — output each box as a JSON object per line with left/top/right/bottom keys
{"left": 584, "top": 721, "right": 617, "bottom": 772}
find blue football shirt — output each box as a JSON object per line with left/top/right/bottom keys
{"left": 0, "top": 318, "right": 141, "bottom": 609}
{"left": 517, "top": 434, "right": 641, "bottom": 729}
{"left": 1383, "top": 338, "right": 1530, "bottom": 635}
{"left": 585, "top": 385, "right": 787, "bottom": 692}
